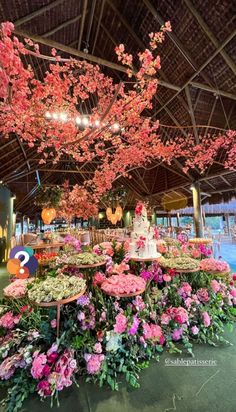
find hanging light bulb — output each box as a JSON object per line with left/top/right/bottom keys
{"left": 112, "top": 122, "right": 120, "bottom": 132}
{"left": 106, "top": 207, "right": 112, "bottom": 219}
{"left": 45, "top": 111, "right": 51, "bottom": 119}
{"left": 115, "top": 205, "right": 123, "bottom": 221}
{"left": 52, "top": 113, "right": 59, "bottom": 120}
{"left": 94, "top": 119, "right": 100, "bottom": 127}
{"left": 81, "top": 116, "right": 89, "bottom": 126}
{"left": 110, "top": 214, "right": 117, "bottom": 225}
{"left": 76, "top": 116, "right": 81, "bottom": 125}
{"left": 59, "top": 112, "right": 67, "bottom": 121}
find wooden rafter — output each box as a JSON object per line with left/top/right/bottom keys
{"left": 12, "top": 28, "right": 236, "bottom": 100}
{"left": 77, "top": 0, "right": 88, "bottom": 50}
{"left": 153, "top": 29, "right": 236, "bottom": 116}
{"left": 42, "top": 13, "right": 84, "bottom": 38}
{"left": 92, "top": 0, "right": 105, "bottom": 53}
{"left": 14, "top": 0, "right": 65, "bottom": 27}
{"left": 184, "top": 0, "right": 236, "bottom": 76}
{"left": 185, "top": 86, "right": 199, "bottom": 143}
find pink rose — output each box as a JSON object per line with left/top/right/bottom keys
{"left": 50, "top": 319, "right": 57, "bottom": 329}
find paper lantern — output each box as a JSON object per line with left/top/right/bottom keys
{"left": 106, "top": 207, "right": 112, "bottom": 219}
{"left": 41, "top": 208, "right": 56, "bottom": 224}
{"left": 115, "top": 205, "right": 123, "bottom": 221}
{"left": 110, "top": 214, "right": 117, "bottom": 225}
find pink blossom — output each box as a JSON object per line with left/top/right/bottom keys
{"left": 93, "top": 271, "right": 106, "bottom": 286}
{"left": 191, "top": 326, "right": 199, "bottom": 335}
{"left": 85, "top": 353, "right": 104, "bottom": 375}
{"left": 114, "top": 313, "right": 128, "bottom": 333}
{"left": 37, "top": 380, "right": 52, "bottom": 397}
{"left": 178, "top": 282, "right": 192, "bottom": 298}
{"left": 0, "top": 311, "right": 20, "bottom": 329}
{"left": 230, "top": 288, "right": 236, "bottom": 297}
{"left": 210, "top": 279, "right": 221, "bottom": 293}
{"left": 202, "top": 311, "right": 211, "bottom": 327}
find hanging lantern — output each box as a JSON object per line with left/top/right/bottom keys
{"left": 110, "top": 214, "right": 117, "bottom": 225}
{"left": 115, "top": 205, "right": 123, "bottom": 221}
{"left": 41, "top": 208, "right": 56, "bottom": 224}
{"left": 106, "top": 207, "right": 113, "bottom": 220}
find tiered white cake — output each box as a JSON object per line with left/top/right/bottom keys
{"left": 129, "top": 202, "right": 160, "bottom": 259}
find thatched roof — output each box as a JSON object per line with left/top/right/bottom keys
{"left": 0, "top": 0, "right": 236, "bottom": 216}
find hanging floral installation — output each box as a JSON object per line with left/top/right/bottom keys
{"left": 56, "top": 181, "right": 98, "bottom": 222}
{"left": 0, "top": 21, "right": 235, "bottom": 200}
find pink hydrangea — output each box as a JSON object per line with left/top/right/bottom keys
{"left": 114, "top": 313, "right": 128, "bottom": 333}
{"left": 202, "top": 311, "right": 211, "bottom": 327}
{"left": 84, "top": 353, "right": 104, "bottom": 375}
{"left": 210, "top": 279, "right": 221, "bottom": 293}
{"left": 3, "top": 278, "right": 32, "bottom": 298}
{"left": 0, "top": 311, "right": 20, "bottom": 329}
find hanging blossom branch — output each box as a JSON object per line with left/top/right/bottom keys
{"left": 0, "top": 21, "right": 235, "bottom": 200}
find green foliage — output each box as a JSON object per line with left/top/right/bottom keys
{"left": 35, "top": 186, "right": 61, "bottom": 208}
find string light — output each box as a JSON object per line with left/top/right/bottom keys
{"left": 45, "top": 111, "right": 120, "bottom": 133}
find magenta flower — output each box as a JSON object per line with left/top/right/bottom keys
{"left": 172, "top": 328, "right": 183, "bottom": 341}
{"left": 85, "top": 353, "right": 104, "bottom": 375}
{"left": 128, "top": 315, "right": 140, "bottom": 335}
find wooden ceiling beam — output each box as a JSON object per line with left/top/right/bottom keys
{"left": 77, "top": 0, "right": 88, "bottom": 50}
{"left": 92, "top": 0, "right": 105, "bottom": 54}
{"left": 204, "top": 98, "right": 218, "bottom": 136}
{"left": 14, "top": 0, "right": 65, "bottom": 27}
{"left": 143, "top": 0, "right": 200, "bottom": 71}
{"left": 220, "top": 175, "right": 232, "bottom": 187}
{"left": 184, "top": 0, "right": 236, "bottom": 76}
{"left": 185, "top": 85, "right": 199, "bottom": 143}
{"left": 153, "top": 29, "right": 236, "bottom": 116}
{"left": 13, "top": 28, "right": 236, "bottom": 99}
{"left": 190, "top": 81, "right": 236, "bottom": 101}
{"left": 42, "top": 13, "right": 84, "bottom": 38}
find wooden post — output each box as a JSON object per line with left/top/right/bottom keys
{"left": 192, "top": 183, "right": 203, "bottom": 237}
{"left": 176, "top": 213, "right": 180, "bottom": 227}
{"left": 225, "top": 213, "right": 230, "bottom": 236}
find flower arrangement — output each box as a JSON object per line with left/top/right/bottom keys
{"left": 3, "top": 278, "right": 33, "bottom": 298}
{"left": 28, "top": 275, "right": 86, "bottom": 303}
{"left": 35, "top": 252, "right": 57, "bottom": 265}
{"left": 200, "top": 258, "right": 230, "bottom": 273}
{"left": 63, "top": 234, "right": 82, "bottom": 253}
{"left": 101, "top": 273, "right": 146, "bottom": 296}
{"left": 52, "top": 252, "right": 105, "bottom": 268}
{"left": 159, "top": 256, "right": 199, "bottom": 270}
{"left": 189, "top": 238, "right": 212, "bottom": 245}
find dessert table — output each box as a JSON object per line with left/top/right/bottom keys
{"left": 26, "top": 242, "right": 64, "bottom": 251}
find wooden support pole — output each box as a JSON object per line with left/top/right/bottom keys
{"left": 191, "top": 183, "right": 203, "bottom": 237}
